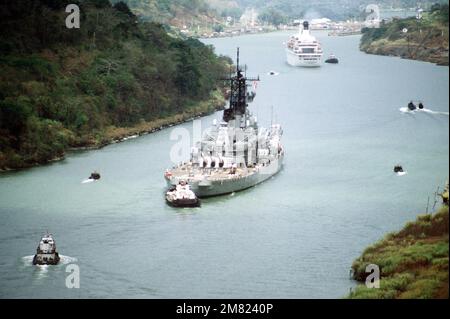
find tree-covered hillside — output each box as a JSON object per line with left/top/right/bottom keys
{"left": 106, "top": 1, "right": 450, "bottom": 30}
{"left": 360, "top": 4, "right": 449, "bottom": 65}
{"left": 0, "top": 0, "right": 230, "bottom": 170}
{"left": 216, "top": 0, "right": 449, "bottom": 21}
{"left": 113, "top": 0, "right": 221, "bottom": 29}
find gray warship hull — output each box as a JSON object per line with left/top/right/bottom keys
{"left": 164, "top": 49, "right": 285, "bottom": 199}
{"left": 33, "top": 252, "right": 60, "bottom": 265}
{"left": 166, "top": 154, "right": 284, "bottom": 198}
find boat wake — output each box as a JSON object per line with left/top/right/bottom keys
{"left": 396, "top": 171, "right": 408, "bottom": 177}
{"left": 81, "top": 179, "right": 95, "bottom": 184}
{"left": 121, "top": 134, "right": 139, "bottom": 141}
{"left": 399, "top": 107, "right": 449, "bottom": 116}
{"left": 399, "top": 107, "right": 411, "bottom": 114}
{"left": 421, "top": 108, "right": 450, "bottom": 116}
{"left": 21, "top": 255, "right": 78, "bottom": 267}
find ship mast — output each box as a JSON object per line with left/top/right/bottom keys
{"left": 223, "top": 48, "right": 259, "bottom": 123}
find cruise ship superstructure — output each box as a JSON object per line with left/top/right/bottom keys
{"left": 286, "top": 21, "right": 323, "bottom": 67}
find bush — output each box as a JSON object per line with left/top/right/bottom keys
{"left": 349, "top": 206, "right": 449, "bottom": 299}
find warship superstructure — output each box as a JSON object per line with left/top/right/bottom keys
{"left": 164, "top": 49, "right": 284, "bottom": 198}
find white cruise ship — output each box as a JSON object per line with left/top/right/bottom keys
{"left": 286, "top": 21, "right": 323, "bottom": 67}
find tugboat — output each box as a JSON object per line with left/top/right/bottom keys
{"left": 32, "top": 233, "right": 60, "bottom": 265}
{"left": 325, "top": 54, "right": 339, "bottom": 64}
{"left": 89, "top": 171, "right": 101, "bottom": 180}
{"left": 164, "top": 49, "right": 284, "bottom": 197}
{"left": 166, "top": 180, "right": 200, "bottom": 208}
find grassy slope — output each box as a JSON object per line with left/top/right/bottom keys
{"left": 349, "top": 205, "right": 449, "bottom": 299}
{"left": 360, "top": 6, "right": 449, "bottom": 65}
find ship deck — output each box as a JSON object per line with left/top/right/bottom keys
{"left": 168, "top": 165, "right": 258, "bottom": 182}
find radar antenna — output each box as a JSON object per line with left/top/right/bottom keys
{"left": 222, "top": 48, "right": 259, "bottom": 123}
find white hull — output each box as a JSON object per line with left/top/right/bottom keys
{"left": 286, "top": 49, "right": 322, "bottom": 67}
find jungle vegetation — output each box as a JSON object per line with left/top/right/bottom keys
{"left": 0, "top": 0, "right": 230, "bottom": 169}
{"left": 349, "top": 205, "right": 449, "bottom": 299}
{"left": 360, "top": 4, "right": 449, "bottom": 65}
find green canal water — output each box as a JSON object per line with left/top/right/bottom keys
{"left": 0, "top": 31, "right": 448, "bottom": 298}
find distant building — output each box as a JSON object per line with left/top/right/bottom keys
{"left": 240, "top": 8, "right": 258, "bottom": 28}
{"left": 311, "top": 18, "right": 332, "bottom": 30}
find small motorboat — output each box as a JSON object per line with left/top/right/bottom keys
{"left": 325, "top": 54, "right": 339, "bottom": 64}
{"left": 408, "top": 101, "right": 417, "bottom": 111}
{"left": 394, "top": 165, "right": 404, "bottom": 173}
{"left": 89, "top": 171, "right": 101, "bottom": 180}
{"left": 33, "top": 233, "right": 60, "bottom": 265}
{"left": 418, "top": 102, "right": 425, "bottom": 110}
{"left": 166, "top": 180, "right": 200, "bottom": 208}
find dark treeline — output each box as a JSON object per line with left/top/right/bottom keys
{"left": 0, "top": 0, "right": 230, "bottom": 169}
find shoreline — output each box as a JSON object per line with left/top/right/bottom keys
{"left": 0, "top": 91, "right": 226, "bottom": 172}
{"left": 361, "top": 45, "right": 449, "bottom": 66}
{"left": 348, "top": 199, "right": 449, "bottom": 299}
{"left": 359, "top": 10, "right": 449, "bottom": 67}
{"left": 198, "top": 29, "right": 277, "bottom": 40}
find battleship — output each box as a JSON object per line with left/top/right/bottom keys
{"left": 164, "top": 49, "right": 284, "bottom": 198}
